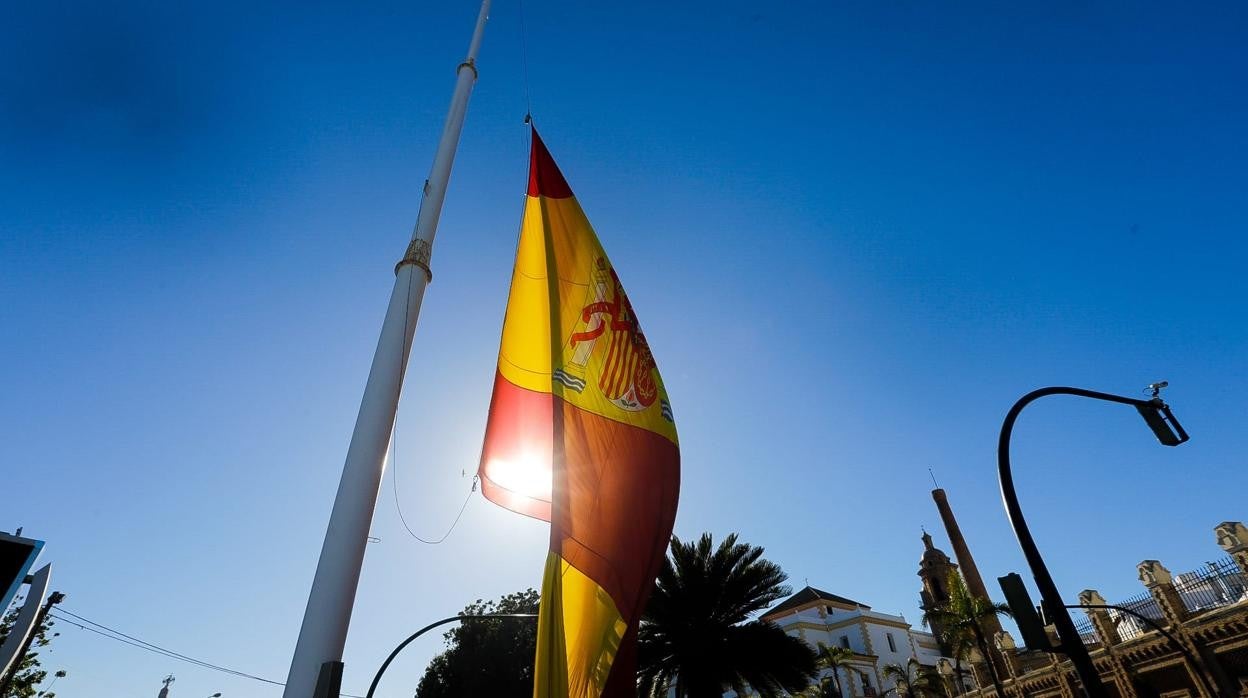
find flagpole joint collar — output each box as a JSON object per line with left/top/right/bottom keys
{"left": 396, "top": 238, "right": 433, "bottom": 282}
{"left": 458, "top": 58, "right": 478, "bottom": 80}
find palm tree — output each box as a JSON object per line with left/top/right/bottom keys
{"left": 882, "top": 662, "right": 915, "bottom": 698}
{"left": 882, "top": 659, "right": 944, "bottom": 698}
{"left": 637, "top": 533, "right": 818, "bottom": 698}
{"left": 807, "top": 643, "right": 854, "bottom": 698}
{"left": 922, "top": 572, "right": 1012, "bottom": 698}
{"left": 933, "top": 624, "right": 978, "bottom": 694}
{"left": 936, "top": 626, "right": 976, "bottom": 696}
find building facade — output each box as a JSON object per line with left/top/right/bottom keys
{"left": 924, "top": 518, "right": 1248, "bottom": 698}
{"left": 756, "top": 586, "right": 968, "bottom": 697}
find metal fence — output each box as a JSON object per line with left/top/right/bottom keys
{"left": 1073, "top": 615, "right": 1100, "bottom": 647}
{"left": 1109, "top": 591, "right": 1165, "bottom": 641}
{"left": 1089, "top": 557, "right": 1248, "bottom": 644}
{"left": 1173, "top": 556, "right": 1248, "bottom": 613}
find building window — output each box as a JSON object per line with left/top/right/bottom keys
{"left": 840, "top": 635, "right": 850, "bottom": 649}
{"left": 886, "top": 632, "right": 896, "bottom": 652}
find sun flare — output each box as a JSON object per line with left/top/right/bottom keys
{"left": 486, "top": 451, "right": 552, "bottom": 501}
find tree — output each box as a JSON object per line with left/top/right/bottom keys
{"left": 882, "top": 659, "right": 944, "bottom": 698}
{"left": 414, "top": 588, "right": 539, "bottom": 698}
{"left": 801, "top": 643, "right": 854, "bottom": 698}
{"left": 0, "top": 600, "right": 64, "bottom": 698}
{"left": 636, "top": 533, "right": 818, "bottom": 698}
{"left": 935, "top": 626, "right": 977, "bottom": 696}
{"left": 921, "top": 572, "right": 1012, "bottom": 698}
{"left": 36, "top": 671, "right": 66, "bottom": 698}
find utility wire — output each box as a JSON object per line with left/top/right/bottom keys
{"left": 55, "top": 608, "right": 268, "bottom": 680}
{"left": 50, "top": 609, "right": 364, "bottom": 698}
{"left": 51, "top": 613, "right": 255, "bottom": 680}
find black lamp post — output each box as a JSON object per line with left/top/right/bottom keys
{"left": 998, "top": 384, "right": 1188, "bottom": 698}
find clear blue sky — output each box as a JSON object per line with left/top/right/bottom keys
{"left": 3, "top": 1, "right": 1246, "bottom": 695}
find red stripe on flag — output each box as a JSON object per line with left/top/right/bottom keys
{"left": 551, "top": 397, "right": 680, "bottom": 628}
{"left": 528, "top": 129, "right": 574, "bottom": 199}
{"left": 478, "top": 372, "right": 553, "bottom": 522}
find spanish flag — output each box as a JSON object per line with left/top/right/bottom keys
{"left": 478, "top": 128, "right": 680, "bottom": 697}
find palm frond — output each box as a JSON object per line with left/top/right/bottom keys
{"left": 639, "top": 533, "right": 816, "bottom": 698}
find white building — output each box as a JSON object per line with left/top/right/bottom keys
{"left": 748, "top": 585, "right": 964, "bottom": 698}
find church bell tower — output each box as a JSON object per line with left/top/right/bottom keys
{"left": 917, "top": 529, "right": 958, "bottom": 653}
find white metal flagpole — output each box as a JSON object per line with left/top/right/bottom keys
{"left": 282, "top": 2, "right": 491, "bottom": 696}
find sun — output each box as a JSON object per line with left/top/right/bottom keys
{"left": 486, "top": 450, "right": 551, "bottom": 501}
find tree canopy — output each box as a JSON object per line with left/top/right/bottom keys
{"left": 413, "top": 588, "right": 539, "bottom": 698}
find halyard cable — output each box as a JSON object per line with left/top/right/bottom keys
{"left": 388, "top": 195, "right": 477, "bottom": 546}
{"left": 517, "top": 0, "right": 535, "bottom": 121}
{"left": 390, "top": 422, "right": 476, "bottom": 545}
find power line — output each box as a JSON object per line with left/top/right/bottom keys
{"left": 50, "top": 614, "right": 250, "bottom": 679}
{"left": 50, "top": 608, "right": 364, "bottom": 697}
{"left": 54, "top": 608, "right": 271, "bottom": 682}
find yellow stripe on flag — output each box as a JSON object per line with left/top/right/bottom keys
{"left": 534, "top": 552, "right": 628, "bottom": 698}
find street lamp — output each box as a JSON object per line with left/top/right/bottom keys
{"left": 998, "top": 384, "right": 1189, "bottom": 698}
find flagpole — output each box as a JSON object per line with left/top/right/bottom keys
{"left": 283, "top": 2, "right": 491, "bottom": 696}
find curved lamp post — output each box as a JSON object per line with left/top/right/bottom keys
{"left": 365, "top": 613, "right": 537, "bottom": 698}
{"left": 998, "top": 384, "right": 1188, "bottom": 698}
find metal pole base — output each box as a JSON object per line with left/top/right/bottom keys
{"left": 312, "top": 661, "right": 344, "bottom": 698}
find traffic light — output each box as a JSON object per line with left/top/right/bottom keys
{"left": 998, "top": 573, "right": 1055, "bottom": 652}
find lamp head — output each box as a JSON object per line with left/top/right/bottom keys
{"left": 1135, "top": 398, "right": 1189, "bottom": 446}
